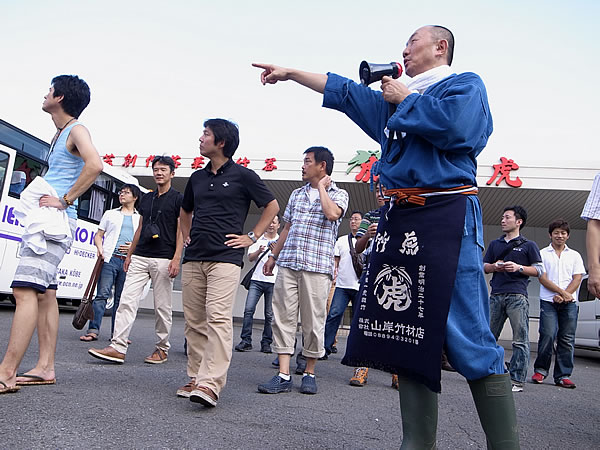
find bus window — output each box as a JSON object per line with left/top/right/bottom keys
{"left": 0, "top": 150, "right": 9, "bottom": 200}
{"left": 8, "top": 155, "right": 46, "bottom": 196}
{"left": 78, "top": 173, "right": 124, "bottom": 223}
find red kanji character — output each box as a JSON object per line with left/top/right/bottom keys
{"left": 486, "top": 157, "right": 522, "bottom": 188}
{"left": 103, "top": 154, "right": 115, "bottom": 166}
{"left": 263, "top": 157, "right": 277, "bottom": 171}
{"left": 236, "top": 157, "right": 250, "bottom": 167}
{"left": 191, "top": 156, "right": 205, "bottom": 169}
{"left": 171, "top": 155, "right": 181, "bottom": 168}
{"left": 122, "top": 153, "right": 137, "bottom": 168}
{"left": 145, "top": 155, "right": 155, "bottom": 167}
{"left": 355, "top": 155, "right": 379, "bottom": 183}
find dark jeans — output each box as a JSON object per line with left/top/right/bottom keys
{"left": 87, "top": 256, "right": 127, "bottom": 338}
{"left": 534, "top": 300, "right": 579, "bottom": 383}
{"left": 240, "top": 280, "right": 274, "bottom": 346}
{"left": 324, "top": 287, "right": 358, "bottom": 353}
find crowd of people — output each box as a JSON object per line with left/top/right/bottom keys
{"left": 1, "top": 23, "right": 599, "bottom": 449}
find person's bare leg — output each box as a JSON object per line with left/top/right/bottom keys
{"left": 305, "top": 357, "right": 317, "bottom": 374}
{"left": 17, "top": 289, "right": 59, "bottom": 382}
{"left": 278, "top": 354, "right": 291, "bottom": 375}
{"left": 0, "top": 287, "right": 40, "bottom": 387}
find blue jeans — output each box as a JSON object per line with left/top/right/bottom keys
{"left": 240, "top": 280, "right": 274, "bottom": 346}
{"left": 87, "top": 256, "right": 127, "bottom": 338}
{"left": 534, "top": 300, "right": 578, "bottom": 383}
{"left": 489, "top": 293, "right": 530, "bottom": 383}
{"left": 324, "top": 287, "right": 358, "bottom": 353}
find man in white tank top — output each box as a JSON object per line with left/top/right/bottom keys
{"left": 0, "top": 75, "right": 103, "bottom": 394}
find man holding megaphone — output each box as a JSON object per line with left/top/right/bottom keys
{"left": 254, "top": 24, "right": 519, "bottom": 449}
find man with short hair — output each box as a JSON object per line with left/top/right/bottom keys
{"left": 80, "top": 183, "right": 142, "bottom": 342}
{"left": 532, "top": 219, "right": 585, "bottom": 388}
{"left": 89, "top": 156, "right": 183, "bottom": 364}
{"left": 484, "top": 205, "right": 543, "bottom": 392}
{"left": 0, "top": 75, "right": 103, "bottom": 393}
{"left": 582, "top": 173, "right": 600, "bottom": 298}
{"left": 258, "top": 147, "right": 348, "bottom": 396}
{"left": 323, "top": 210, "right": 363, "bottom": 358}
{"left": 178, "top": 119, "right": 279, "bottom": 407}
{"left": 235, "top": 215, "right": 281, "bottom": 354}
{"left": 254, "top": 24, "right": 519, "bottom": 447}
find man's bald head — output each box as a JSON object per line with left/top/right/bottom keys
{"left": 428, "top": 25, "right": 455, "bottom": 66}
{"left": 403, "top": 25, "right": 455, "bottom": 77}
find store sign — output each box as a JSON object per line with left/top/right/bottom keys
{"left": 102, "top": 154, "right": 278, "bottom": 172}
{"left": 486, "top": 157, "right": 523, "bottom": 188}
{"left": 347, "top": 150, "right": 381, "bottom": 183}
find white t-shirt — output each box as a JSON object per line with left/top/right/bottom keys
{"left": 539, "top": 244, "right": 586, "bottom": 302}
{"left": 249, "top": 233, "right": 279, "bottom": 283}
{"left": 334, "top": 234, "right": 360, "bottom": 290}
{"left": 308, "top": 187, "right": 319, "bottom": 203}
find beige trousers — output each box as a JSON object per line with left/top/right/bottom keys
{"left": 182, "top": 261, "right": 241, "bottom": 396}
{"left": 271, "top": 267, "right": 331, "bottom": 359}
{"left": 111, "top": 255, "right": 173, "bottom": 354}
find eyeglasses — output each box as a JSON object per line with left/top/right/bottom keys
{"left": 118, "top": 190, "right": 132, "bottom": 196}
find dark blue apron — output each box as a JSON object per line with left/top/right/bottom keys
{"left": 342, "top": 194, "right": 466, "bottom": 392}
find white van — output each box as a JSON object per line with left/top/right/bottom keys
{"left": 575, "top": 275, "right": 600, "bottom": 350}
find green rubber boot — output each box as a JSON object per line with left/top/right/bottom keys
{"left": 468, "top": 373, "right": 520, "bottom": 449}
{"left": 398, "top": 376, "right": 438, "bottom": 449}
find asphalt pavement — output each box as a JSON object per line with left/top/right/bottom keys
{"left": 0, "top": 304, "right": 598, "bottom": 449}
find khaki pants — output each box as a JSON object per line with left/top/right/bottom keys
{"left": 111, "top": 255, "right": 174, "bottom": 354}
{"left": 272, "top": 267, "right": 331, "bottom": 359}
{"left": 182, "top": 261, "right": 241, "bottom": 396}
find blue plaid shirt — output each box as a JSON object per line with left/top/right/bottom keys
{"left": 277, "top": 182, "right": 349, "bottom": 277}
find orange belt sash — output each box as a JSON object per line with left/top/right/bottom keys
{"left": 384, "top": 185, "right": 478, "bottom": 206}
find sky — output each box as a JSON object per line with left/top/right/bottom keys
{"left": 1, "top": 0, "right": 599, "bottom": 169}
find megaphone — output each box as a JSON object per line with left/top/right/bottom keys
{"left": 359, "top": 61, "right": 403, "bottom": 85}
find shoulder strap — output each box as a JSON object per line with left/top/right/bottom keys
{"left": 498, "top": 237, "right": 526, "bottom": 261}
{"left": 84, "top": 258, "right": 104, "bottom": 300}
{"left": 251, "top": 247, "right": 271, "bottom": 270}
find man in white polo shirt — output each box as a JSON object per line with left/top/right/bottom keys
{"left": 532, "top": 219, "right": 585, "bottom": 388}
{"left": 323, "top": 211, "right": 363, "bottom": 357}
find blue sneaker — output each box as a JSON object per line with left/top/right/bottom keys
{"left": 258, "top": 375, "right": 293, "bottom": 394}
{"left": 300, "top": 374, "right": 317, "bottom": 395}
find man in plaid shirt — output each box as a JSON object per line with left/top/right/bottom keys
{"left": 258, "top": 146, "right": 348, "bottom": 395}
{"left": 582, "top": 173, "right": 600, "bottom": 298}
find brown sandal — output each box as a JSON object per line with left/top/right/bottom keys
{"left": 80, "top": 333, "right": 98, "bottom": 342}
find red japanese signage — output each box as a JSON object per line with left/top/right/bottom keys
{"left": 347, "top": 150, "right": 380, "bottom": 183}
{"left": 486, "top": 157, "right": 522, "bottom": 188}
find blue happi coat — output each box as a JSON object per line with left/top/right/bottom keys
{"left": 323, "top": 71, "right": 504, "bottom": 387}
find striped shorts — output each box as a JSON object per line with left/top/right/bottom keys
{"left": 11, "top": 219, "right": 77, "bottom": 293}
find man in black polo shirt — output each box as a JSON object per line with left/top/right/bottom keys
{"left": 177, "top": 119, "right": 279, "bottom": 407}
{"left": 89, "top": 156, "right": 183, "bottom": 364}
{"left": 483, "top": 205, "right": 543, "bottom": 392}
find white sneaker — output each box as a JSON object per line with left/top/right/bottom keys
{"left": 511, "top": 382, "right": 523, "bottom": 392}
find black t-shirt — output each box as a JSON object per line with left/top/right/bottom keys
{"left": 182, "top": 159, "right": 275, "bottom": 266}
{"left": 134, "top": 187, "right": 183, "bottom": 259}
{"left": 483, "top": 235, "right": 542, "bottom": 296}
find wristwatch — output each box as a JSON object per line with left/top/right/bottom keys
{"left": 518, "top": 265, "right": 524, "bottom": 273}
{"left": 247, "top": 231, "right": 257, "bottom": 243}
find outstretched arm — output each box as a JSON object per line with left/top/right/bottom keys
{"left": 253, "top": 63, "right": 327, "bottom": 94}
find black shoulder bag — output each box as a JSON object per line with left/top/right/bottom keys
{"left": 240, "top": 248, "right": 271, "bottom": 290}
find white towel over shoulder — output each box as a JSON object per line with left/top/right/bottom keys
{"left": 14, "top": 177, "right": 73, "bottom": 255}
